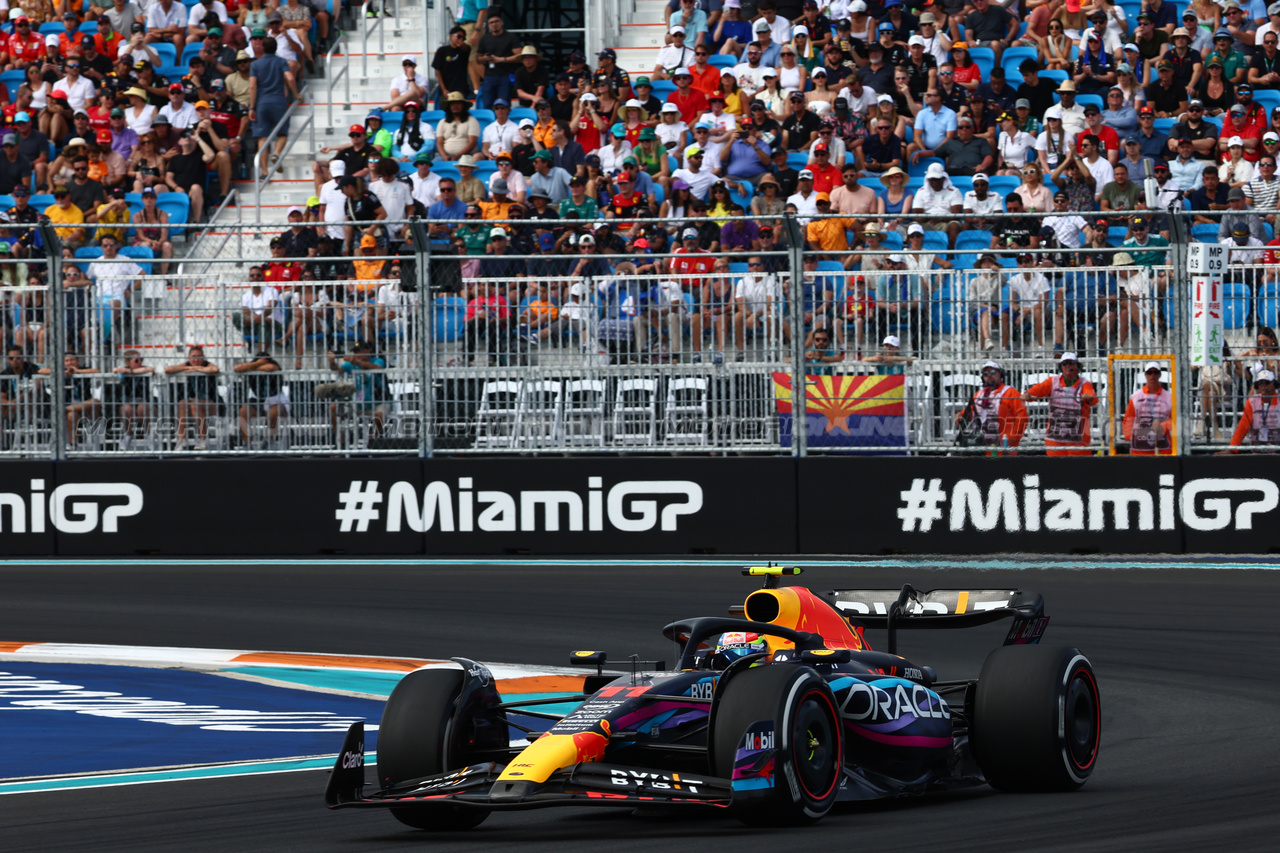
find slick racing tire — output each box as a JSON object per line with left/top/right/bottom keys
{"left": 378, "top": 668, "right": 490, "bottom": 831}
{"left": 711, "top": 664, "right": 842, "bottom": 826}
{"left": 972, "top": 645, "right": 1101, "bottom": 792}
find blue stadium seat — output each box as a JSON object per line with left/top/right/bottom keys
{"left": 1191, "top": 223, "right": 1219, "bottom": 242}
{"left": 422, "top": 109, "right": 445, "bottom": 123}
{"left": 649, "top": 80, "right": 676, "bottom": 98}
{"left": 1040, "top": 69, "right": 1068, "bottom": 86}
{"left": 986, "top": 175, "right": 1020, "bottom": 195}
{"left": 931, "top": 285, "right": 969, "bottom": 334}
{"left": 909, "top": 156, "right": 944, "bottom": 178}
{"left": 470, "top": 108, "right": 496, "bottom": 123}
{"left": 1108, "top": 226, "right": 1129, "bottom": 246}
{"left": 708, "top": 55, "right": 737, "bottom": 69}
{"left": 1075, "top": 94, "right": 1104, "bottom": 111}
{"left": 180, "top": 43, "right": 203, "bottom": 67}
{"left": 787, "top": 152, "right": 809, "bottom": 170}
{"left": 0, "top": 69, "right": 25, "bottom": 102}
{"left": 956, "top": 230, "right": 994, "bottom": 252}
{"left": 379, "top": 112, "right": 404, "bottom": 135}
{"left": 509, "top": 108, "right": 537, "bottom": 123}
{"left": 921, "top": 231, "right": 948, "bottom": 253}
{"left": 967, "top": 47, "right": 995, "bottom": 81}
{"left": 1001, "top": 46, "right": 1038, "bottom": 79}
{"left": 1252, "top": 89, "right": 1280, "bottom": 117}
{"left": 152, "top": 43, "right": 178, "bottom": 67}
{"left": 1154, "top": 118, "right": 1176, "bottom": 134}
{"left": 950, "top": 176, "right": 973, "bottom": 194}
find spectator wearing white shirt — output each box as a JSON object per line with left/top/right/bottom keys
{"left": 480, "top": 99, "right": 520, "bottom": 159}
{"left": 654, "top": 26, "right": 697, "bottom": 81}
{"left": 239, "top": 279, "right": 283, "bottom": 338}
{"left": 158, "top": 84, "right": 199, "bottom": 129}
{"left": 186, "top": 0, "right": 231, "bottom": 45}
{"left": 597, "top": 128, "right": 634, "bottom": 175}
{"left": 911, "top": 162, "right": 964, "bottom": 247}
{"left": 786, "top": 169, "right": 821, "bottom": 223}
{"left": 53, "top": 63, "right": 96, "bottom": 114}
{"left": 671, "top": 144, "right": 717, "bottom": 198}
{"left": 318, "top": 159, "right": 347, "bottom": 241}
{"left": 755, "top": 4, "right": 791, "bottom": 46}
{"left": 265, "top": 14, "right": 304, "bottom": 74}
{"left": 962, "top": 172, "right": 1005, "bottom": 231}
{"left": 733, "top": 252, "right": 786, "bottom": 358}
{"left": 88, "top": 237, "right": 145, "bottom": 342}
{"left": 390, "top": 102, "right": 437, "bottom": 161}
{"left": 118, "top": 26, "right": 164, "bottom": 65}
{"left": 387, "top": 57, "right": 429, "bottom": 112}
{"left": 1044, "top": 192, "right": 1089, "bottom": 248}
{"left": 1004, "top": 253, "right": 1051, "bottom": 350}
{"left": 369, "top": 158, "right": 414, "bottom": 241}
{"left": 408, "top": 153, "right": 441, "bottom": 207}
{"left": 145, "top": 0, "right": 189, "bottom": 45}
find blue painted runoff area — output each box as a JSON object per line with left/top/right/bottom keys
{"left": 0, "top": 662, "right": 385, "bottom": 782}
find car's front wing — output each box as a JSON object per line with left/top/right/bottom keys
{"left": 325, "top": 722, "right": 732, "bottom": 812}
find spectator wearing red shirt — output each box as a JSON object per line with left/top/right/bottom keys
{"left": 667, "top": 230, "right": 714, "bottom": 293}
{"left": 1219, "top": 106, "right": 1263, "bottom": 162}
{"left": 1263, "top": 236, "right": 1280, "bottom": 264}
{"left": 572, "top": 92, "right": 605, "bottom": 154}
{"left": 688, "top": 50, "right": 721, "bottom": 96}
{"left": 56, "top": 14, "right": 84, "bottom": 60}
{"left": 666, "top": 67, "right": 709, "bottom": 125}
{"left": 264, "top": 236, "right": 304, "bottom": 288}
{"left": 7, "top": 17, "right": 44, "bottom": 68}
{"left": 1075, "top": 103, "right": 1119, "bottom": 162}
{"left": 805, "top": 142, "right": 843, "bottom": 193}
{"left": 605, "top": 172, "right": 646, "bottom": 232}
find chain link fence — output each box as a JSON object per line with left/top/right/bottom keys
{"left": 2, "top": 212, "right": 1277, "bottom": 456}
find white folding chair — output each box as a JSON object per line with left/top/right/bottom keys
{"left": 612, "top": 378, "right": 658, "bottom": 446}
{"left": 562, "top": 379, "right": 607, "bottom": 447}
{"left": 664, "top": 377, "right": 710, "bottom": 446}
{"left": 474, "top": 380, "right": 523, "bottom": 448}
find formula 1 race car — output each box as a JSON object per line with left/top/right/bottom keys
{"left": 325, "top": 568, "right": 1100, "bottom": 829}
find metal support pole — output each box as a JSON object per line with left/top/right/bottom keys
{"left": 411, "top": 217, "right": 434, "bottom": 457}
{"left": 784, "top": 212, "right": 807, "bottom": 458}
{"left": 38, "top": 221, "right": 66, "bottom": 461}
{"left": 1169, "top": 206, "right": 1192, "bottom": 456}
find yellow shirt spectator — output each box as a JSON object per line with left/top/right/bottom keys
{"left": 96, "top": 202, "right": 131, "bottom": 244}
{"left": 805, "top": 199, "right": 854, "bottom": 252}
{"left": 44, "top": 199, "right": 86, "bottom": 244}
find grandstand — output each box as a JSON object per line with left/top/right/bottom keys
{"left": 1, "top": 0, "right": 1278, "bottom": 457}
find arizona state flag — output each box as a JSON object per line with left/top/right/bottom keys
{"left": 773, "top": 373, "right": 907, "bottom": 448}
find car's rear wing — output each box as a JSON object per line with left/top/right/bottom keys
{"left": 821, "top": 585, "right": 1047, "bottom": 654}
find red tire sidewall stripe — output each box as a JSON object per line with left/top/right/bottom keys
{"left": 793, "top": 686, "right": 841, "bottom": 802}
{"left": 1069, "top": 666, "right": 1101, "bottom": 772}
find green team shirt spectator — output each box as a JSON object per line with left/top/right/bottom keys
{"left": 1208, "top": 47, "right": 1248, "bottom": 83}
{"left": 369, "top": 127, "right": 394, "bottom": 158}
{"left": 1123, "top": 232, "right": 1170, "bottom": 266}
{"left": 454, "top": 223, "right": 490, "bottom": 254}
{"left": 559, "top": 195, "right": 599, "bottom": 219}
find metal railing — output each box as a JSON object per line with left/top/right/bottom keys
{"left": 2, "top": 209, "right": 1275, "bottom": 457}
{"left": 361, "top": 0, "right": 389, "bottom": 82}
{"left": 253, "top": 82, "right": 317, "bottom": 224}
{"left": 325, "top": 34, "right": 353, "bottom": 134}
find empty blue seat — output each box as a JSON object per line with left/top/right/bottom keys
{"left": 967, "top": 47, "right": 995, "bottom": 81}
{"left": 708, "top": 55, "right": 737, "bottom": 69}
{"left": 1075, "top": 94, "right": 1103, "bottom": 111}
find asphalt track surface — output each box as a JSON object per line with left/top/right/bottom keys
{"left": 3, "top": 561, "right": 1280, "bottom": 852}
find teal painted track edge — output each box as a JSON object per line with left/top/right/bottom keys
{"left": 0, "top": 752, "right": 376, "bottom": 796}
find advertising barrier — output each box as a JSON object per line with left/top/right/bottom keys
{"left": 3, "top": 457, "right": 1278, "bottom": 556}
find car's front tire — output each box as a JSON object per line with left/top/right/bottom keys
{"left": 377, "top": 667, "right": 490, "bottom": 831}
{"left": 972, "top": 645, "right": 1101, "bottom": 792}
{"left": 711, "top": 664, "right": 842, "bottom": 826}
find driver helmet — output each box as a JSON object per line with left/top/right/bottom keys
{"left": 708, "top": 631, "right": 768, "bottom": 668}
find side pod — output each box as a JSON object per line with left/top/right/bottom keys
{"left": 325, "top": 721, "right": 367, "bottom": 807}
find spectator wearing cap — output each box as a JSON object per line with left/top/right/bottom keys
{"left": 314, "top": 123, "right": 375, "bottom": 195}
{"left": 1143, "top": 61, "right": 1187, "bottom": 118}
{"left": 665, "top": 66, "right": 709, "bottom": 125}
{"left": 367, "top": 158, "right": 413, "bottom": 245}
{"left": 594, "top": 47, "right": 634, "bottom": 101}
{"left": 1164, "top": 27, "right": 1203, "bottom": 90}
{"left": 1021, "top": 353, "right": 1098, "bottom": 455}
{"left": 1224, "top": 183, "right": 1270, "bottom": 237}
{"left": 1205, "top": 28, "right": 1247, "bottom": 87}
{"left": 433, "top": 26, "right": 473, "bottom": 107}
{"left": 1073, "top": 103, "right": 1119, "bottom": 165}
{"left": 994, "top": 110, "right": 1034, "bottom": 175}
{"left": 1225, "top": 368, "right": 1280, "bottom": 449}
{"left": 957, "top": 166, "right": 1000, "bottom": 223}
{"left": 1102, "top": 85, "right": 1138, "bottom": 134}
{"left": 785, "top": 167, "right": 820, "bottom": 223}
{"left": 1130, "top": 105, "right": 1168, "bottom": 160}
{"left": 933, "top": 115, "right": 993, "bottom": 177}
{"left": 1167, "top": 136, "right": 1205, "bottom": 192}
{"left": 1221, "top": 2, "right": 1259, "bottom": 52}
{"left": 1220, "top": 110, "right": 1263, "bottom": 167}
{"left": 0, "top": 133, "right": 32, "bottom": 195}
{"left": 475, "top": 98, "right": 519, "bottom": 160}
{"left": 860, "top": 111, "right": 903, "bottom": 175}
{"left": 1043, "top": 189, "right": 1089, "bottom": 249}
{"left": 94, "top": 184, "right": 132, "bottom": 243}
{"left": 655, "top": 25, "right": 698, "bottom": 81}
{"left": 527, "top": 149, "right": 571, "bottom": 204}
{"left": 44, "top": 184, "right": 86, "bottom": 247}
{"left": 403, "top": 152, "right": 439, "bottom": 208}
{"left": 1071, "top": 29, "right": 1118, "bottom": 99}
{"left": 912, "top": 162, "right": 963, "bottom": 247}
{"left": 454, "top": 154, "right": 486, "bottom": 204}
{"left": 387, "top": 56, "right": 429, "bottom": 112}
{"left": 475, "top": 12, "right": 522, "bottom": 108}
{"left": 780, "top": 91, "right": 821, "bottom": 151}
{"left": 339, "top": 173, "right": 387, "bottom": 255}
{"left": 1166, "top": 101, "right": 1219, "bottom": 163}
{"left": 715, "top": 116, "right": 770, "bottom": 189}
{"left": 1122, "top": 361, "right": 1175, "bottom": 455}
{"left": 507, "top": 44, "right": 547, "bottom": 108}
{"left": 900, "top": 36, "right": 938, "bottom": 102}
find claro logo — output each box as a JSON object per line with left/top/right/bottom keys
{"left": 335, "top": 478, "right": 704, "bottom": 533}
{"left": 897, "top": 474, "right": 1279, "bottom": 533}
{"left": 0, "top": 480, "right": 143, "bottom": 534}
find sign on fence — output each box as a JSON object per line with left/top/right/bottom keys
{"left": 1188, "top": 242, "right": 1225, "bottom": 368}
{"left": 773, "top": 373, "right": 907, "bottom": 449}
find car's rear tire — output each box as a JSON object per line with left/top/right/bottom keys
{"left": 972, "top": 645, "right": 1101, "bottom": 792}
{"left": 377, "top": 668, "right": 490, "bottom": 831}
{"left": 711, "top": 664, "right": 842, "bottom": 826}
